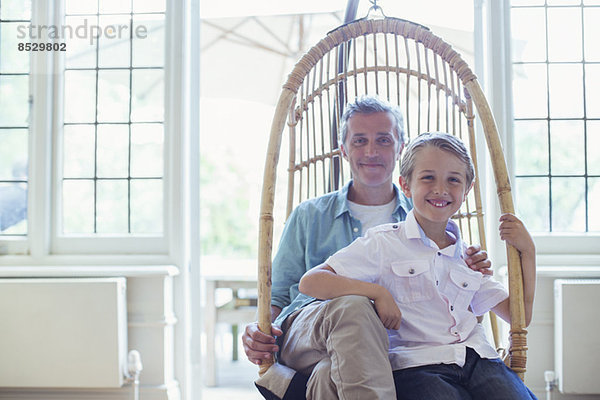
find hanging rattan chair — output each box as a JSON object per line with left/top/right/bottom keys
{"left": 256, "top": 10, "right": 528, "bottom": 382}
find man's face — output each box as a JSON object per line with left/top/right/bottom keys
{"left": 341, "top": 111, "right": 401, "bottom": 190}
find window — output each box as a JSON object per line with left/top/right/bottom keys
{"left": 60, "top": 0, "right": 165, "bottom": 236}
{"left": 0, "top": 0, "right": 30, "bottom": 237}
{"left": 510, "top": 0, "right": 600, "bottom": 233}
{"left": 0, "top": 0, "right": 174, "bottom": 257}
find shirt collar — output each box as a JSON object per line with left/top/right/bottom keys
{"left": 334, "top": 180, "right": 411, "bottom": 219}
{"left": 404, "top": 210, "right": 464, "bottom": 258}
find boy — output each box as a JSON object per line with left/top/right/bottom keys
{"left": 299, "top": 132, "right": 537, "bottom": 399}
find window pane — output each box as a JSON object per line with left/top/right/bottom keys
{"left": 548, "top": 7, "right": 582, "bottom": 62}
{"left": 131, "top": 69, "right": 164, "bottom": 122}
{"left": 0, "top": 75, "right": 29, "bottom": 127}
{"left": 511, "top": 8, "right": 546, "bottom": 62}
{"left": 552, "top": 177, "right": 586, "bottom": 232}
{"left": 96, "top": 179, "right": 128, "bottom": 233}
{"left": 63, "top": 125, "right": 95, "bottom": 178}
{"left": 589, "top": 178, "right": 600, "bottom": 232}
{"left": 133, "top": 0, "right": 166, "bottom": 13}
{"left": 512, "top": 0, "right": 545, "bottom": 5}
{"left": 1, "top": 22, "right": 30, "bottom": 73}
{"left": 585, "top": 64, "right": 600, "bottom": 118}
{"left": 99, "top": 0, "right": 131, "bottom": 14}
{"left": 513, "top": 64, "right": 548, "bottom": 118}
{"left": 516, "top": 177, "right": 550, "bottom": 232}
{"left": 514, "top": 120, "right": 548, "bottom": 175}
{"left": 62, "top": 180, "right": 95, "bottom": 234}
{"left": 96, "top": 124, "right": 129, "bottom": 178}
{"left": 97, "top": 69, "right": 130, "bottom": 122}
{"left": 131, "top": 179, "right": 162, "bottom": 233}
{"left": 548, "top": 63, "right": 583, "bottom": 118}
{"left": 98, "top": 15, "right": 131, "bottom": 68}
{"left": 588, "top": 121, "right": 600, "bottom": 175}
{"left": 131, "top": 123, "right": 164, "bottom": 178}
{"left": 550, "top": 120, "right": 585, "bottom": 175}
{"left": 0, "top": 129, "right": 28, "bottom": 180}
{"left": 132, "top": 15, "right": 165, "bottom": 68}
{"left": 0, "top": 182, "right": 27, "bottom": 234}
{"left": 64, "top": 16, "right": 98, "bottom": 69}
{"left": 0, "top": 0, "right": 32, "bottom": 19}
{"left": 65, "top": 0, "right": 98, "bottom": 15}
{"left": 64, "top": 70, "right": 97, "bottom": 123}
{"left": 547, "top": 0, "right": 582, "bottom": 4}
{"left": 584, "top": 8, "right": 600, "bottom": 61}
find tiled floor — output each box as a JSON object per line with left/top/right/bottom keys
{"left": 201, "top": 358, "right": 263, "bottom": 400}
{"left": 201, "top": 328, "right": 264, "bottom": 400}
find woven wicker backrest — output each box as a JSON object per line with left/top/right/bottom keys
{"left": 258, "top": 17, "right": 527, "bottom": 379}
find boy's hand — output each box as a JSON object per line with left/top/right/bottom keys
{"left": 465, "top": 244, "right": 493, "bottom": 275}
{"left": 499, "top": 213, "right": 535, "bottom": 255}
{"left": 372, "top": 288, "right": 402, "bottom": 330}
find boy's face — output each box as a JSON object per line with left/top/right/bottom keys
{"left": 399, "top": 146, "right": 473, "bottom": 229}
{"left": 341, "top": 111, "right": 401, "bottom": 191}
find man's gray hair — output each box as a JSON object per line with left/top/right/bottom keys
{"left": 339, "top": 96, "right": 406, "bottom": 148}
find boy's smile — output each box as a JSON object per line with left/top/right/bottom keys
{"left": 399, "top": 146, "right": 473, "bottom": 236}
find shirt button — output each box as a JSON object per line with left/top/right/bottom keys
{"left": 408, "top": 268, "right": 415, "bottom": 274}
{"left": 462, "top": 282, "right": 469, "bottom": 288}
{"left": 450, "top": 305, "right": 454, "bottom": 311}
{"left": 392, "top": 225, "right": 398, "bottom": 229}
{"left": 353, "top": 227, "right": 359, "bottom": 233}
{"left": 437, "top": 251, "right": 441, "bottom": 256}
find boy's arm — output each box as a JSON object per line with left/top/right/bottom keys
{"left": 491, "top": 214, "right": 536, "bottom": 327}
{"left": 299, "top": 264, "right": 402, "bottom": 330}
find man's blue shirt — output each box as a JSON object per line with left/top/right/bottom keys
{"left": 272, "top": 180, "right": 412, "bottom": 327}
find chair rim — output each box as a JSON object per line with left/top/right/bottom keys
{"left": 282, "top": 17, "right": 477, "bottom": 95}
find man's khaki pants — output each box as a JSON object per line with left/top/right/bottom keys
{"left": 273, "top": 295, "right": 396, "bottom": 400}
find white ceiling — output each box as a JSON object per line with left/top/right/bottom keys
{"left": 200, "top": 0, "right": 474, "bottom": 32}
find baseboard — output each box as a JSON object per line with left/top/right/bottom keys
{"left": 0, "top": 382, "right": 180, "bottom": 400}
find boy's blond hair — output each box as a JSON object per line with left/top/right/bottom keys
{"left": 400, "top": 132, "right": 475, "bottom": 186}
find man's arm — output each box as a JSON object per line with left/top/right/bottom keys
{"left": 465, "top": 243, "right": 493, "bottom": 275}
{"left": 299, "top": 264, "right": 401, "bottom": 330}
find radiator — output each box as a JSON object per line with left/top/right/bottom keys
{"left": 554, "top": 279, "right": 600, "bottom": 394}
{"left": 0, "top": 277, "right": 128, "bottom": 388}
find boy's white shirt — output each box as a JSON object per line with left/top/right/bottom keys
{"left": 325, "top": 209, "right": 508, "bottom": 370}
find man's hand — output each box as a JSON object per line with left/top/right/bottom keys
{"left": 465, "top": 244, "right": 492, "bottom": 275}
{"left": 242, "top": 322, "right": 283, "bottom": 365}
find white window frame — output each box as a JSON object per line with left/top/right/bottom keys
{"left": 0, "top": 1, "right": 199, "bottom": 399}
{"left": 0, "top": 0, "right": 188, "bottom": 261}
{"left": 477, "top": 0, "right": 600, "bottom": 266}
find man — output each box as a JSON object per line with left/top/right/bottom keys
{"left": 243, "top": 96, "right": 491, "bottom": 399}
